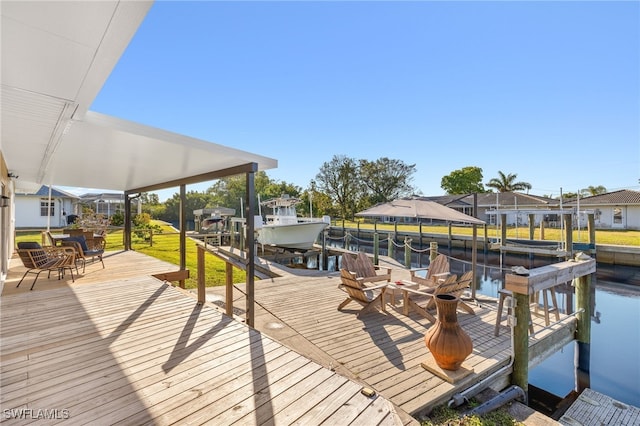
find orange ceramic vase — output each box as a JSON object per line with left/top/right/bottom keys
{"left": 425, "top": 294, "right": 473, "bottom": 371}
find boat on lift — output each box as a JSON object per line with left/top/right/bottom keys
{"left": 198, "top": 207, "right": 236, "bottom": 233}
{"left": 255, "top": 195, "right": 330, "bottom": 250}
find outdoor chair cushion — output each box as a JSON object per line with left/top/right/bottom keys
{"left": 66, "top": 236, "right": 89, "bottom": 252}
{"left": 17, "top": 241, "right": 42, "bottom": 249}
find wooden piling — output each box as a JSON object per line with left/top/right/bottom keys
{"left": 513, "top": 292, "right": 530, "bottom": 403}
{"left": 404, "top": 237, "right": 412, "bottom": 268}
{"left": 373, "top": 232, "right": 379, "bottom": 265}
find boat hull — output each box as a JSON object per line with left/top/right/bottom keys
{"left": 257, "top": 221, "right": 329, "bottom": 250}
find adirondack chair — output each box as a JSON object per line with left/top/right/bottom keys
{"left": 409, "top": 254, "right": 451, "bottom": 288}
{"left": 400, "top": 274, "right": 458, "bottom": 323}
{"left": 341, "top": 251, "right": 391, "bottom": 284}
{"left": 425, "top": 270, "right": 476, "bottom": 315}
{"left": 337, "top": 268, "right": 388, "bottom": 318}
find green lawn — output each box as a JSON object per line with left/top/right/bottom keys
{"left": 336, "top": 221, "right": 640, "bottom": 246}
{"left": 14, "top": 223, "right": 245, "bottom": 289}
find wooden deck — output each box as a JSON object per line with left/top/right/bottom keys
{"left": 201, "top": 250, "right": 579, "bottom": 419}
{"left": 1, "top": 251, "right": 409, "bottom": 425}
{"left": 559, "top": 388, "right": 640, "bottom": 426}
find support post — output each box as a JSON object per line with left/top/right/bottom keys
{"left": 245, "top": 170, "right": 256, "bottom": 327}
{"left": 512, "top": 292, "right": 530, "bottom": 403}
{"left": 472, "top": 224, "right": 477, "bottom": 299}
{"left": 179, "top": 184, "right": 186, "bottom": 288}
{"left": 226, "top": 261, "right": 234, "bottom": 317}
{"left": 124, "top": 191, "right": 132, "bottom": 250}
{"left": 197, "top": 245, "right": 205, "bottom": 304}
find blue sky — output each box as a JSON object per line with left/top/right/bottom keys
{"left": 89, "top": 1, "right": 639, "bottom": 202}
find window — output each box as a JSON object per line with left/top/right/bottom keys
{"left": 40, "top": 200, "right": 54, "bottom": 217}
{"left": 613, "top": 208, "right": 622, "bottom": 225}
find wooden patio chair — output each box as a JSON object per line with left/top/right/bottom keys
{"left": 61, "top": 235, "right": 105, "bottom": 273}
{"left": 425, "top": 271, "right": 476, "bottom": 315}
{"left": 409, "top": 254, "right": 451, "bottom": 288}
{"left": 341, "top": 251, "right": 391, "bottom": 284}
{"left": 16, "top": 242, "right": 76, "bottom": 290}
{"left": 337, "top": 268, "right": 388, "bottom": 318}
{"left": 399, "top": 274, "right": 458, "bottom": 323}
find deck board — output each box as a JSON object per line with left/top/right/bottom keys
{"left": 1, "top": 251, "right": 408, "bottom": 425}
{"left": 559, "top": 388, "right": 640, "bottom": 426}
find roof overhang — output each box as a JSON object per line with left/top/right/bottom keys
{"left": 46, "top": 111, "right": 277, "bottom": 193}
{"left": 1, "top": 0, "right": 276, "bottom": 193}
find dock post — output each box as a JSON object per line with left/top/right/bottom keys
{"left": 587, "top": 213, "right": 596, "bottom": 256}
{"left": 388, "top": 233, "right": 394, "bottom": 258}
{"left": 373, "top": 232, "right": 379, "bottom": 265}
{"left": 483, "top": 224, "right": 488, "bottom": 257}
{"left": 404, "top": 237, "right": 412, "bottom": 269}
{"left": 512, "top": 292, "right": 530, "bottom": 403}
{"left": 500, "top": 214, "right": 507, "bottom": 266}
{"left": 448, "top": 223, "right": 452, "bottom": 254}
{"left": 320, "top": 230, "right": 326, "bottom": 271}
{"left": 575, "top": 273, "right": 592, "bottom": 393}
{"left": 429, "top": 241, "right": 437, "bottom": 261}
{"left": 564, "top": 213, "right": 573, "bottom": 258}
{"left": 528, "top": 214, "right": 535, "bottom": 240}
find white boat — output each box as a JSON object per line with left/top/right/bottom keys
{"left": 255, "top": 195, "right": 330, "bottom": 250}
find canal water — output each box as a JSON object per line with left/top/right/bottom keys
{"left": 316, "top": 244, "right": 640, "bottom": 408}
{"left": 469, "top": 259, "right": 640, "bottom": 409}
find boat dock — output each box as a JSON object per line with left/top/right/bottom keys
{"left": 3, "top": 248, "right": 633, "bottom": 424}
{"left": 559, "top": 388, "right": 640, "bottom": 425}
{"left": 199, "top": 247, "right": 581, "bottom": 421}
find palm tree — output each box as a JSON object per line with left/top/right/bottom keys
{"left": 581, "top": 185, "right": 607, "bottom": 197}
{"left": 486, "top": 171, "right": 532, "bottom": 193}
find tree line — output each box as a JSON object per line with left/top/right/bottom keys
{"left": 136, "top": 156, "right": 607, "bottom": 224}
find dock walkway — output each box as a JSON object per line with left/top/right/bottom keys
{"left": 201, "top": 247, "right": 576, "bottom": 421}
{"left": 559, "top": 388, "right": 640, "bottom": 425}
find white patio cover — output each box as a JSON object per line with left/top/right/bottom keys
{"left": 1, "top": 0, "right": 277, "bottom": 193}
{"left": 357, "top": 198, "right": 485, "bottom": 225}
